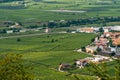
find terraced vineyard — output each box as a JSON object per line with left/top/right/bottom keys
{"left": 0, "top": 0, "right": 120, "bottom": 80}
{"left": 0, "top": 33, "right": 96, "bottom": 79}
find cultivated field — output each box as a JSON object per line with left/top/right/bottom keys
{"left": 0, "top": 33, "right": 96, "bottom": 79}
{"left": 0, "top": 0, "right": 120, "bottom": 22}
{"left": 0, "top": 0, "right": 119, "bottom": 79}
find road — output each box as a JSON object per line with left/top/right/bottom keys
{"left": 0, "top": 33, "right": 50, "bottom": 39}
{"left": 0, "top": 32, "right": 66, "bottom": 39}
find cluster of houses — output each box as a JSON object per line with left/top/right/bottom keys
{"left": 76, "top": 26, "right": 120, "bottom": 33}
{"left": 59, "top": 26, "right": 120, "bottom": 71}
{"left": 6, "top": 22, "right": 43, "bottom": 34}
{"left": 6, "top": 22, "right": 21, "bottom": 34}
{"left": 86, "top": 32, "right": 120, "bottom": 56}
{"left": 58, "top": 55, "right": 112, "bottom": 71}
{"left": 75, "top": 55, "right": 112, "bottom": 68}
{"left": 75, "top": 27, "right": 120, "bottom": 69}
{"left": 76, "top": 26, "right": 120, "bottom": 57}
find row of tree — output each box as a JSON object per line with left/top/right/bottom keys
{"left": 0, "top": 29, "right": 6, "bottom": 34}
{"left": 4, "top": 16, "right": 120, "bottom": 30}
{"left": 45, "top": 16, "right": 120, "bottom": 28}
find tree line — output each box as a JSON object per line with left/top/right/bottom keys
{"left": 25, "top": 16, "right": 120, "bottom": 29}
{"left": 45, "top": 16, "right": 120, "bottom": 28}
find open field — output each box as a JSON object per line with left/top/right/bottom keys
{"left": 0, "top": 0, "right": 120, "bottom": 23}
{"left": 0, "top": 33, "right": 97, "bottom": 79}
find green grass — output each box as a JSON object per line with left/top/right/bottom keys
{"left": 0, "top": 0, "right": 120, "bottom": 23}
{"left": 0, "top": 33, "right": 96, "bottom": 52}
{"left": 0, "top": 0, "right": 119, "bottom": 79}
{"left": 0, "top": 33, "right": 97, "bottom": 79}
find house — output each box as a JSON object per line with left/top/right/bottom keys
{"left": 77, "top": 49, "right": 82, "bottom": 52}
{"left": 45, "top": 27, "right": 51, "bottom": 33}
{"left": 86, "top": 45, "right": 98, "bottom": 54}
{"left": 85, "top": 34, "right": 110, "bottom": 54}
{"left": 104, "top": 32, "right": 112, "bottom": 37}
{"left": 111, "top": 26, "right": 120, "bottom": 31}
{"left": 60, "top": 20, "right": 65, "bottom": 22}
{"left": 75, "top": 55, "right": 111, "bottom": 68}
{"left": 9, "top": 22, "right": 20, "bottom": 28}
{"left": 112, "top": 37, "right": 120, "bottom": 46}
{"left": 115, "top": 47, "right": 120, "bottom": 56}
{"left": 16, "top": 1, "right": 25, "bottom": 5}
{"left": 58, "top": 63, "right": 71, "bottom": 71}
{"left": 75, "top": 59, "right": 89, "bottom": 68}
{"left": 6, "top": 30, "right": 13, "bottom": 34}
{"left": 98, "top": 51, "right": 114, "bottom": 56}
{"left": 94, "top": 36, "right": 109, "bottom": 50}
{"left": 103, "top": 27, "right": 111, "bottom": 33}
{"left": 71, "top": 31, "right": 76, "bottom": 33}
{"left": 94, "top": 27, "right": 99, "bottom": 32}
{"left": 77, "top": 27, "right": 95, "bottom": 33}
{"left": 91, "top": 55, "right": 111, "bottom": 63}
{"left": 20, "top": 29, "right": 27, "bottom": 32}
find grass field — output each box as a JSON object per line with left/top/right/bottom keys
{"left": 0, "top": 0, "right": 119, "bottom": 79}
{"left": 0, "top": 0, "right": 120, "bottom": 23}
{"left": 0, "top": 33, "right": 97, "bottom": 79}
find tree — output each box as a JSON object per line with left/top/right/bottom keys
{"left": 96, "top": 47, "right": 102, "bottom": 52}
{"left": 109, "top": 39, "right": 115, "bottom": 47}
{"left": 0, "top": 29, "right": 7, "bottom": 34}
{"left": 17, "top": 38, "right": 21, "bottom": 42}
{"left": 51, "top": 39, "right": 55, "bottom": 43}
{"left": 111, "top": 51, "right": 115, "bottom": 56}
{"left": 71, "top": 59, "right": 120, "bottom": 80}
{"left": 18, "top": 22, "right": 22, "bottom": 26}
{"left": 88, "top": 59, "right": 120, "bottom": 80}
{"left": 99, "top": 27, "right": 104, "bottom": 33}
{"left": 115, "top": 59, "right": 120, "bottom": 80}
{"left": 93, "top": 51, "right": 98, "bottom": 55}
{"left": 48, "top": 21, "right": 57, "bottom": 28}
{"left": 112, "top": 0, "right": 117, "bottom": 4}
{"left": 91, "top": 38, "right": 95, "bottom": 43}
{"left": 0, "top": 53, "right": 34, "bottom": 80}
{"left": 81, "top": 46, "right": 86, "bottom": 52}
{"left": 66, "top": 29, "right": 71, "bottom": 33}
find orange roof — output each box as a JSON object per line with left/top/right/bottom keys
{"left": 80, "top": 28, "right": 94, "bottom": 32}
{"left": 112, "top": 38, "right": 120, "bottom": 46}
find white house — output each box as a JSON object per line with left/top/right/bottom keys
{"left": 111, "top": 26, "right": 120, "bottom": 31}
{"left": 6, "top": 30, "right": 13, "bottom": 34}
{"left": 20, "top": 29, "right": 27, "bottom": 32}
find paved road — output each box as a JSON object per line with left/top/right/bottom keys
{"left": 0, "top": 33, "right": 49, "bottom": 39}
{"left": 0, "top": 32, "right": 66, "bottom": 39}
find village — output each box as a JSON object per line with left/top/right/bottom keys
{"left": 58, "top": 26, "right": 120, "bottom": 71}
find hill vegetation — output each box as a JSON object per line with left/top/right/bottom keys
{"left": 0, "top": 0, "right": 120, "bottom": 79}
{"left": 0, "top": 33, "right": 96, "bottom": 79}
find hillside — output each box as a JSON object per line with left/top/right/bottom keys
{"left": 0, "top": 33, "right": 97, "bottom": 80}
{"left": 0, "top": 0, "right": 120, "bottom": 80}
